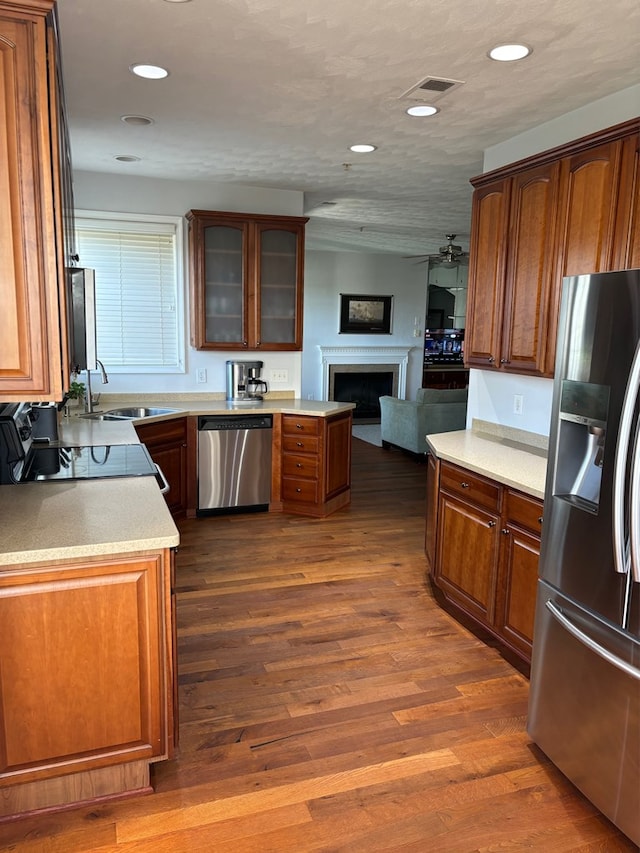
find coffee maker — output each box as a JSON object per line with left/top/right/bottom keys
{"left": 226, "top": 360, "right": 268, "bottom": 403}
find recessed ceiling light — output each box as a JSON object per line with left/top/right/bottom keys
{"left": 349, "top": 144, "right": 377, "bottom": 153}
{"left": 406, "top": 104, "right": 440, "bottom": 117}
{"left": 114, "top": 154, "right": 141, "bottom": 162}
{"left": 488, "top": 43, "right": 532, "bottom": 62}
{"left": 129, "top": 63, "right": 169, "bottom": 79}
{"left": 121, "top": 114, "right": 155, "bottom": 126}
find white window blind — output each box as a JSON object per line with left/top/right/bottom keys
{"left": 75, "top": 213, "right": 184, "bottom": 372}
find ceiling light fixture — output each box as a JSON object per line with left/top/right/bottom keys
{"left": 114, "top": 154, "right": 141, "bottom": 162}
{"left": 488, "top": 43, "right": 532, "bottom": 62}
{"left": 129, "top": 63, "right": 169, "bottom": 79}
{"left": 406, "top": 104, "right": 439, "bottom": 117}
{"left": 121, "top": 114, "right": 155, "bottom": 126}
{"left": 349, "top": 143, "right": 377, "bottom": 153}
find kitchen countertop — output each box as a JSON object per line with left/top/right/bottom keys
{"left": 0, "top": 396, "right": 354, "bottom": 568}
{"left": 426, "top": 419, "right": 548, "bottom": 499}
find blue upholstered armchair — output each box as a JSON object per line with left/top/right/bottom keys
{"left": 379, "top": 387, "right": 468, "bottom": 455}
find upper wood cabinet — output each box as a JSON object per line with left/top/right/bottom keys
{"left": 466, "top": 119, "right": 640, "bottom": 378}
{"left": 187, "top": 209, "right": 308, "bottom": 351}
{"left": 0, "top": 1, "right": 70, "bottom": 402}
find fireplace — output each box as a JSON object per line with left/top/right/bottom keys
{"left": 319, "top": 346, "right": 411, "bottom": 419}
{"left": 331, "top": 366, "right": 397, "bottom": 420}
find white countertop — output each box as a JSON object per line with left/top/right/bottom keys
{"left": 426, "top": 421, "right": 548, "bottom": 499}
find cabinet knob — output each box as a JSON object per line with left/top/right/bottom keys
{"left": 500, "top": 358, "right": 508, "bottom": 364}
{"left": 256, "top": 341, "right": 261, "bottom": 347}
{"left": 296, "top": 423, "right": 303, "bottom": 430}
{"left": 242, "top": 341, "right": 248, "bottom": 347}
{"left": 296, "top": 441, "right": 303, "bottom": 447}
{"left": 460, "top": 481, "right": 470, "bottom": 488}
{"left": 488, "top": 520, "right": 496, "bottom": 528}
{"left": 296, "top": 462, "right": 302, "bottom": 468}
{"left": 296, "top": 488, "right": 302, "bottom": 493}
{"left": 488, "top": 356, "right": 495, "bottom": 363}
{"left": 501, "top": 527, "right": 511, "bottom": 535}
{"left": 538, "top": 516, "right": 544, "bottom": 524}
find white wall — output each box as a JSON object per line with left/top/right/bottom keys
{"left": 73, "top": 171, "right": 305, "bottom": 396}
{"left": 302, "top": 251, "right": 428, "bottom": 401}
{"left": 467, "top": 84, "right": 640, "bottom": 436}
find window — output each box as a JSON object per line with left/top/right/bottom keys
{"left": 75, "top": 211, "right": 185, "bottom": 372}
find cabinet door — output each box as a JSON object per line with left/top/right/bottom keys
{"left": 501, "top": 163, "right": 560, "bottom": 376}
{"left": 435, "top": 492, "right": 500, "bottom": 624}
{"left": 135, "top": 418, "right": 188, "bottom": 517}
{"left": 255, "top": 222, "right": 304, "bottom": 350}
{"left": 189, "top": 216, "right": 250, "bottom": 349}
{"left": 0, "top": 555, "right": 167, "bottom": 784}
{"left": 324, "top": 412, "right": 351, "bottom": 499}
{"left": 0, "top": 8, "right": 66, "bottom": 401}
{"left": 465, "top": 179, "right": 510, "bottom": 369}
{"left": 496, "top": 524, "right": 540, "bottom": 659}
{"left": 613, "top": 132, "right": 640, "bottom": 270}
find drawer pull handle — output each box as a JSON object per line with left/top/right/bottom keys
{"left": 296, "top": 441, "right": 304, "bottom": 447}
{"left": 461, "top": 482, "right": 470, "bottom": 488}
{"left": 488, "top": 520, "right": 496, "bottom": 528}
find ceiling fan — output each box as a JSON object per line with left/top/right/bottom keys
{"left": 405, "top": 235, "right": 470, "bottom": 266}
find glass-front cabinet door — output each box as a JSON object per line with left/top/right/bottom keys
{"left": 203, "top": 222, "right": 247, "bottom": 346}
{"left": 256, "top": 223, "right": 304, "bottom": 349}
{"left": 188, "top": 210, "right": 307, "bottom": 350}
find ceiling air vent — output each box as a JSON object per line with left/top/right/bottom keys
{"left": 400, "top": 75, "right": 465, "bottom": 104}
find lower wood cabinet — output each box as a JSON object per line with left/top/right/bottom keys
{"left": 280, "top": 411, "right": 352, "bottom": 517}
{"left": 135, "top": 418, "right": 188, "bottom": 518}
{"left": 0, "top": 549, "right": 175, "bottom": 815}
{"left": 429, "top": 458, "right": 543, "bottom": 666}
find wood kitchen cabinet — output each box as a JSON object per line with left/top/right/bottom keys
{"left": 429, "top": 459, "right": 543, "bottom": 666}
{"left": 280, "top": 411, "right": 352, "bottom": 517}
{"left": 466, "top": 118, "right": 640, "bottom": 379}
{"left": 187, "top": 209, "right": 308, "bottom": 351}
{"left": 0, "top": 549, "right": 175, "bottom": 815}
{"left": 135, "top": 418, "right": 188, "bottom": 518}
{"left": 0, "top": 1, "right": 70, "bottom": 402}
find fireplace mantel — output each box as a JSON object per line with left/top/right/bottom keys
{"left": 318, "top": 346, "right": 411, "bottom": 400}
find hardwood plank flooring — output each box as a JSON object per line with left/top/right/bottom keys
{"left": 0, "top": 438, "right": 635, "bottom": 851}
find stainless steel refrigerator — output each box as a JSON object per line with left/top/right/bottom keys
{"left": 528, "top": 269, "right": 640, "bottom": 846}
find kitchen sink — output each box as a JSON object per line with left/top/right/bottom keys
{"left": 79, "top": 407, "right": 180, "bottom": 421}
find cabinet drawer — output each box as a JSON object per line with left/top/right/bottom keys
{"left": 505, "top": 489, "right": 544, "bottom": 534}
{"left": 440, "top": 462, "right": 501, "bottom": 511}
{"left": 282, "top": 435, "right": 320, "bottom": 455}
{"left": 282, "top": 416, "right": 321, "bottom": 437}
{"left": 282, "top": 454, "right": 319, "bottom": 480}
{"left": 282, "top": 477, "right": 319, "bottom": 504}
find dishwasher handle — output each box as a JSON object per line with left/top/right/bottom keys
{"left": 155, "top": 463, "right": 170, "bottom": 495}
{"left": 198, "top": 415, "right": 273, "bottom": 431}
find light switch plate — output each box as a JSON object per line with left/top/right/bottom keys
{"left": 270, "top": 369, "right": 288, "bottom": 382}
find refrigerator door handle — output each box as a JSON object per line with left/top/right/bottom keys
{"left": 612, "top": 338, "right": 640, "bottom": 575}
{"left": 545, "top": 600, "right": 640, "bottom": 681}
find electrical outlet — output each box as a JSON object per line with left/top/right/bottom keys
{"left": 196, "top": 368, "right": 207, "bottom": 384}
{"left": 513, "top": 394, "right": 523, "bottom": 415}
{"left": 270, "top": 369, "right": 288, "bottom": 383}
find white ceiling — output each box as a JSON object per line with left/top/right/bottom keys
{"left": 56, "top": 0, "right": 640, "bottom": 257}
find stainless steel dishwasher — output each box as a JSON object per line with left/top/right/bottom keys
{"left": 197, "top": 414, "right": 273, "bottom": 515}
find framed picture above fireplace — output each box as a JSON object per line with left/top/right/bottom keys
{"left": 339, "top": 294, "right": 393, "bottom": 334}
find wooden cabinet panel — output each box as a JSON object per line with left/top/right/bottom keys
{"left": 435, "top": 493, "right": 500, "bottom": 624}
{"left": 465, "top": 179, "right": 510, "bottom": 369}
{"left": 613, "top": 132, "right": 640, "bottom": 270}
{"left": 187, "top": 209, "right": 307, "bottom": 351}
{"left": 280, "top": 411, "right": 351, "bottom": 517}
{"left": 135, "top": 418, "right": 188, "bottom": 518}
{"left": 0, "top": 4, "right": 68, "bottom": 402}
{"left": 0, "top": 554, "right": 167, "bottom": 785}
{"left": 425, "top": 453, "right": 439, "bottom": 571}
{"left": 431, "top": 461, "right": 543, "bottom": 666}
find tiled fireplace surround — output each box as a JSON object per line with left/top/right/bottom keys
{"left": 319, "top": 346, "right": 411, "bottom": 403}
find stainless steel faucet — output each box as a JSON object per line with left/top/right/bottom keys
{"left": 85, "top": 359, "right": 109, "bottom": 413}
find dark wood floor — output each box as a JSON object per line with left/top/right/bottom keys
{"left": 1, "top": 438, "right": 636, "bottom": 851}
